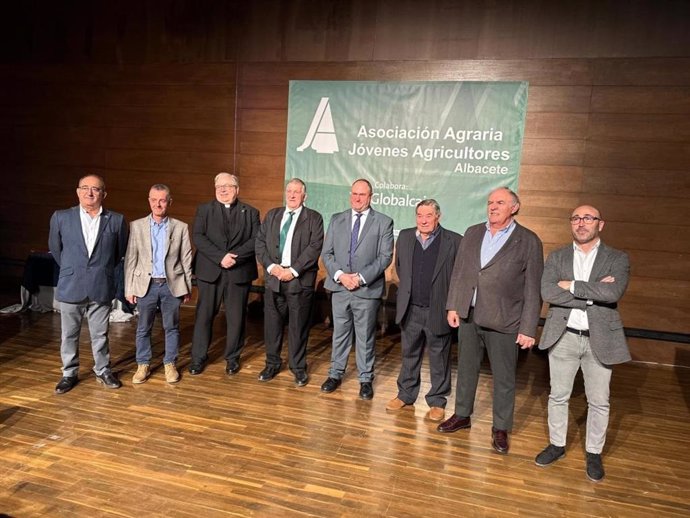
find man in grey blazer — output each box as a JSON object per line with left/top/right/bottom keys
{"left": 124, "top": 184, "right": 193, "bottom": 385}
{"left": 386, "top": 199, "right": 462, "bottom": 421}
{"left": 535, "top": 205, "right": 630, "bottom": 482}
{"left": 189, "top": 173, "right": 260, "bottom": 376}
{"left": 49, "top": 174, "right": 128, "bottom": 394}
{"left": 255, "top": 178, "right": 324, "bottom": 386}
{"left": 321, "top": 179, "right": 394, "bottom": 400}
{"left": 439, "top": 187, "right": 543, "bottom": 455}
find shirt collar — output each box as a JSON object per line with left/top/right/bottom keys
{"left": 485, "top": 218, "right": 515, "bottom": 235}
{"left": 352, "top": 208, "right": 371, "bottom": 217}
{"left": 416, "top": 225, "right": 441, "bottom": 240}
{"left": 149, "top": 215, "right": 169, "bottom": 227}
{"left": 573, "top": 238, "right": 601, "bottom": 254}
{"left": 80, "top": 205, "right": 103, "bottom": 217}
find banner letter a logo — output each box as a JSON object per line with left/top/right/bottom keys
{"left": 297, "top": 97, "right": 339, "bottom": 154}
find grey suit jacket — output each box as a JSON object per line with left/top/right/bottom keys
{"left": 321, "top": 208, "right": 394, "bottom": 299}
{"left": 539, "top": 241, "right": 631, "bottom": 365}
{"left": 48, "top": 205, "right": 128, "bottom": 304}
{"left": 446, "top": 221, "right": 544, "bottom": 337}
{"left": 395, "top": 226, "right": 462, "bottom": 335}
{"left": 124, "top": 216, "right": 193, "bottom": 298}
{"left": 255, "top": 205, "right": 324, "bottom": 293}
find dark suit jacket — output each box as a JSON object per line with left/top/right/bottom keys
{"left": 321, "top": 208, "right": 394, "bottom": 299}
{"left": 255, "top": 205, "right": 324, "bottom": 293}
{"left": 395, "top": 226, "right": 462, "bottom": 336}
{"left": 192, "top": 199, "right": 259, "bottom": 284}
{"left": 446, "top": 221, "right": 544, "bottom": 337}
{"left": 48, "top": 206, "right": 128, "bottom": 304}
{"left": 539, "top": 241, "right": 631, "bottom": 365}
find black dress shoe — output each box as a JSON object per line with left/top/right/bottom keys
{"left": 359, "top": 382, "right": 374, "bottom": 400}
{"left": 55, "top": 376, "right": 78, "bottom": 394}
{"left": 320, "top": 377, "right": 341, "bottom": 393}
{"left": 258, "top": 365, "right": 280, "bottom": 382}
{"left": 188, "top": 362, "right": 205, "bottom": 375}
{"left": 491, "top": 427, "right": 509, "bottom": 454}
{"left": 95, "top": 371, "right": 122, "bottom": 389}
{"left": 437, "top": 414, "right": 472, "bottom": 433}
{"left": 226, "top": 360, "right": 240, "bottom": 375}
{"left": 294, "top": 371, "right": 309, "bottom": 387}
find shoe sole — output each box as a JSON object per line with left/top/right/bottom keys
{"left": 96, "top": 378, "right": 121, "bottom": 389}
{"left": 132, "top": 377, "right": 149, "bottom": 384}
{"left": 437, "top": 423, "right": 471, "bottom": 433}
{"left": 535, "top": 453, "right": 566, "bottom": 467}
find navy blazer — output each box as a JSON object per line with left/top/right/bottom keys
{"left": 48, "top": 206, "right": 128, "bottom": 304}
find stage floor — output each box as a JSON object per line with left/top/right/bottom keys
{"left": 1, "top": 305, "right": 689, "bottom": 517}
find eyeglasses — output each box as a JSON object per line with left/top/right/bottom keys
{"left": 78, "top": 186, "right": 103, "bottom": 194}
{"left": 569, "top": 215, "right": 600, "bottom": 224}
{"left": 215, "top": 184, "right": 238, "bottom": 190}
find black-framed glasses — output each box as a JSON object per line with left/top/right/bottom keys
{"left": 78, "top": 186, "right": 103, "bottom": 194}
{"left": 569, "top": 215, "right": 600, "bottom": 224}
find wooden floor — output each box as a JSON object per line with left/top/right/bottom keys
{"left": 0, "top": 303, "right": 689, "bottom": 517}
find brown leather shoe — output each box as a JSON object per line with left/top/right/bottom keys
{"left": 491, "top": 427, "right": 509, "bottom": 454}
{"left": 385, "top": 397, "right": 409, "bottom": 411}
{"left": 427, "top": 407, "right": 445, "bottom": 421}
{"left": 437, "top": 414, "right": 471, "bottom": 433}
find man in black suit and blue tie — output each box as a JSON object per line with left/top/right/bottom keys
{"left": 49, "top": 174, "right": 128, "bottom": 394}
{"left": 255, "top": 178, "right": 324, "bottom": 386}
{"left": 320, "top": 179, "right": 394, "bottom": 400}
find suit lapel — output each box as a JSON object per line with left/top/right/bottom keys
{"left": 353, "top": 209, "right": 375, "bottom": 252}
{"left": 588, "top": 242, "right": 610, "bottom": 281}
{"left": 431, "top": 228, "right": 450, "bottom": 282}
{"left": 482, "top": 223, "right": 520, "bottom": 270}
{"left": 70, "top": 206, "right": 89, "bottom": 256}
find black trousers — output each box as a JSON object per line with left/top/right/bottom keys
{"left": 191, "top": 274, "right": 251, "bottom": 364}
{"left": 263, "top": 283, "right": 314, "bottom": 374}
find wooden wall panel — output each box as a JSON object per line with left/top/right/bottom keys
{"left": 0, "top": 0, "right": 689, "bottom": 362}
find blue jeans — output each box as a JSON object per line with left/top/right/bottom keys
{"left": 135, "top": 281, "right": 182, "bottom": 365}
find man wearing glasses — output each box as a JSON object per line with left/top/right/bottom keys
{"left": 49, "top": 174, "right": 128, "bottom": 394}
{"left": 189, "top": 173, "right": 260, "bottom": 376}
{"left": 534, "top": 205, "right": 630, "bottom": 482}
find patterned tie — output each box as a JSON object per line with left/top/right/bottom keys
{"left": 349, "top": 212, "right": 362, "bottom": 270}
{"left": 279, "top": 211, "right": 294, "bottom": 256}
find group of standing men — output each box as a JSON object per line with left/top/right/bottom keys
{"left": 48, "top": 173, "right": 630, "bottom": 482}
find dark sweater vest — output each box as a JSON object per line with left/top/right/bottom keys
{"left": 410, "top": 234, "right": 441, "bottom": 307}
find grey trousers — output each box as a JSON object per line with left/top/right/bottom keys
{"left": 454, "top": 316, "right": 519, "bottom": 431}
{"left": 60, "top": 300, "right": 112, "bottom": 377}
{"left": 328, "top": 290, "right": 379, "bottom": 383}
{"left": 397, "top": 305, "right": 452, "bottom": 408}
{"left": 547, "top": 331, "right": 612, "bottom": 454}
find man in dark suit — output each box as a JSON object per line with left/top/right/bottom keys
{"left": 438, "top": 187, "right": 543, "bottom": 455}
{"left": 320, "top": 179, "right": 394, "bottom": 400}
{"left": 189, "top": 173, "right": 260, "bottom": 376}
{"left": 254, "top": 178, "right": 324, "bottom": 386}
{"left": 386, "top": 200, "right": 462, "bottom": 421}
{"left": 49, "top": 174, "right": 128, "bottom": 394}
{"left": 534, "top": 205, "right": 630, "bottom": 482}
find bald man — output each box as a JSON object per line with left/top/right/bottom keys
{"left": 535, "top": 205, "right": 630, "bottom": 483}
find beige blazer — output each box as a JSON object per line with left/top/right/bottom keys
{"left": 124, "top": 216, "right": 193, "bottom": 298}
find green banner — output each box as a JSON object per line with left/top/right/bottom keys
{"left": 286, "top": 81, "right": 528, "bottom": 235}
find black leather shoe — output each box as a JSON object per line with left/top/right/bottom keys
{"left": 95, "top": 371, "right": 122, "bottom": 389}
{"left": 188, "top": 362, "right": 205, "bottom": 375}
{"left": 226, "top": 360, "right": 240, "bottom": 375}
{"left": 491, "top": 427, "right": 509, "bottom": 454}
{"left": 320, "top": 377, "right": 341, "bottom": 393}
{"left": 437, "top": 414, "right": 472, "bottom": 433}
{"left": 55, "top": 376, "right": 78, "bottom": 394}
{"left": 359, "top": 382, "right": 374, "bottom": 400}
{"left": 258, "top": 365, "right": 280, "bottom": 382}
{"left": 294, "top": 371, "right": 309, "bottom": 387}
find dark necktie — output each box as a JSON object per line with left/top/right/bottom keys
{"left": 279, "top": 211, "right": 294, "bottom": 256}
{"left": 349, "top": 212, "right": 362, "bottom": 270}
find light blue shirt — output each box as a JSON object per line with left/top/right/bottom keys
{"left": 150, "top": 216, "right": 168, "bottom": 278}
{"left": 472, "top": 219, "right": 517, "bottom": 306}
{"left": 415, "top": 225, "right": 441, "bottom": 250}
